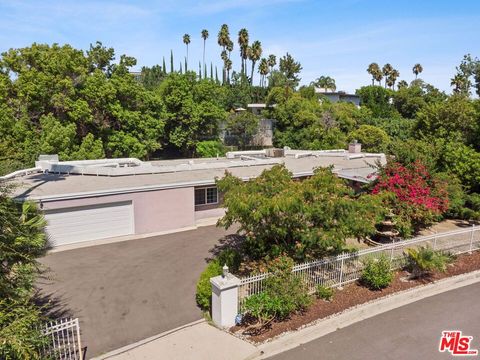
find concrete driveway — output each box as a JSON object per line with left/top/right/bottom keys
{"left": 269, "top": 282, "right": 480, "bottom": 360}
{"left": 37, "top": 225, "right": 237, "bottom": 358}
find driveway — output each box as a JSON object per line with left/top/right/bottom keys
{"left": 37, "top": 225, "right": 237, "bottom": 358}
{"left": 269, "top": 282, "right": 480, "bottom": 360}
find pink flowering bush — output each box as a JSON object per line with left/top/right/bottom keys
{"left": 372, "top": 161, "right": 449, "bottom": 236}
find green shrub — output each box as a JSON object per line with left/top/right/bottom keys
{"left": 195, "top": 260, "right": 222, "bottom": 311}
{"left": 243, "top": 256, "right": 312, "bottom": 322}
{"left": 405, "top": 246, "right": 452, "bottom": 278}
{"left": 216, "top": 248, "right": 242, "bottom": 273}
{"left": 315, "top": 285, "right": 334, "bottom": 301}
{"left": 360, "top": 255, "right": 394, "bottom": 290}
{"left": 195, "top": 140, "right": 226, "bottom": 158}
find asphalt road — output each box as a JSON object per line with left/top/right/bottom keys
{"left": 269, "top": 282, "right": 480, "bottom": 360}
{"left": 37, "top": 225, "right": 236, "bottom": 358}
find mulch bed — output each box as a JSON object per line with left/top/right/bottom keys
{"left": 231, "top": 251, "right": 480, "bottom": 343}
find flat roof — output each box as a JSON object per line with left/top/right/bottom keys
{"left": 9, "top": 151, "right": 385, "bottom": 202}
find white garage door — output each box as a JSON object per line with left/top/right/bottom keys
{"left": 44, "top": 201, "right": 134, "bottom": 246}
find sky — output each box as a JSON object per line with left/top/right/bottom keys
{"left": 1, "top": 0, "right": 479, "bottom": 93}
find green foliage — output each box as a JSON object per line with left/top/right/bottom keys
{"left": 360, "top": 255, "right": 394, "bottom": 290}
{"left": 441, "top": 142, "right": 480, "bottom": 192}
{"left": 315, "top": 285, "right": 334, "bottom": 301}
{"left": 356, "top": 86, "right": 397, "bottom": 117}
{"left": 195, "top": 260, "right": 222, "bottom": 311}
{"left": 0, "top": 299, "right": 49, "bottom": 360}
{"left": 392, "top": 85, "right": 427, "bottom": 118}
{"left": 243, "top": 256, "right": 312, "bottom": 322}
{"left": 405, "top": 246, "right": 451, "bottom": 278}
{"left": 348, "top": 125, "right": 390, "bottom": 153}
{"left": 217, "top": 165, "right": 385, "bottom": 260}
{"left": 224, "top": 111, "right": 259, "bottom": 149}
{"left": 216, "top": 248, "right": 242, "bottom": 273}
{"left": 195, "top": 140, "right": 226, "bottom": 158}
{"left": 361, "top": 117, "right": 414, "bottom": 141}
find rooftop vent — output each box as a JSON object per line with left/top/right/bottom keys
{"left": 348, "top": 140, "right": 362, "bottom": 154}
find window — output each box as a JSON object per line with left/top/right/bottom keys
{"left": 195, "top": 187, "right": 218, "bottom": 206}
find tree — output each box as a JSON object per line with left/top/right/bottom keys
{"left": 367, "top": 63, "right": 382, "bottom": 86}
{"left": 279, "top": 53, "right": 302, "bottom": 91}
{"left": 412, "top": 63, "right": 423, "bottom": 79}
{"left": 217, "top": 165, "right": 383, "bottom": 260}
{"left": 158, "top": 73, "right": 227, "bottom": 156}
{"left": 372, "top": 161, "right": 449, "bottom": 236}
{"left": 249, "top": 40, "right": 262, "bottom": 85}
{"left": 201, "top": 29, "right": 209, "bottom": 69}
{"left": 225, "top": 111, "right": 259, "bottom": 149}
{"left": 356, "top": 85, "right": 397, "bottom": 117}
{"left": 217, "top": 24, "right": 230, "bottom": 84}
{"left": 348, "top": 125, "right": 390, "bottom": 153}
{"left": 382, "top": 63, "right": 393, "bottom": 88}
{"left": 450, "top": 73, "right": 468, "bottom": 94}
{"left": 267, "top": 54, "right": 277, "bottom": 75}
{"left": 238, "top": 28, "right": 249, "bottom": 78}
{"left": 386, "top": 69, "right": 400, "bottom": 89}
{"left": 182, "top": 34, "right": 191, "bottom": 70}
{"left": 311, "top": 76, "right": 336, "bottom": 91}
{"left": 397, "top": 80, "right": 408, "bottom": 89}
{"left": 258, "top": 58, "right": 269, "bottom": 87}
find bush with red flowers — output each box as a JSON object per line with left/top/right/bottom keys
{"left": 372, "top": 160, "right": 449, "bottom": 236}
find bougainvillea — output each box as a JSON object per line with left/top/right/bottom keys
{"left": 372, "top": 160, "right": 449, "bottom": 236}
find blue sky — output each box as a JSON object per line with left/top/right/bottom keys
{"left": 1, "top": 0, "right": 479, "bottom": 93}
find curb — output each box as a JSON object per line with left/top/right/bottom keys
{"left": 90, "top": 319, "right": 206, "bottom": 360}
{"left": 244, "top": 269, "right": 480, "bottom": 360}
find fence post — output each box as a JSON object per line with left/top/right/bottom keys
{"left": 389, "top": 240, "right": 395, "bottom": 269}
{"left": 210, "top": 266, "right": 241, "bottom": 328}
{"left": 338, "top": 254, "right": 345, "bottom": 290}
{"left": 469, "top": 224, "right": 475, "bottom": 254}
{"left": 433, "top": 232, "right": 437, "bottom": 250}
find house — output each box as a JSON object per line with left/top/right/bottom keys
{"left": 315, "top": 88, "right": 360, "bottom": 107}
{"left": 5, "top": 146, "right": 385, "bottom": 249}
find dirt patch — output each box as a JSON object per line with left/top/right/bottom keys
{"left": 231, "top": 251, "right": 480, "bottom": 343}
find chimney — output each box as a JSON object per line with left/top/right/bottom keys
{"left": 348, "top": 140, "right": 362, "bottom": 154}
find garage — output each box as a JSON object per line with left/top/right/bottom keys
{"left": 44, "top": 201, "right": 134, "bottom": 246}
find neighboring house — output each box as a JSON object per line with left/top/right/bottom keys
{"left": 4, "top": 146, "right": 384, "bottom": 248}
{"left": 129, "top": 71, "right": 143, "bottom": 82}
{"left": 315, "top": 88, "right": 360, "bottom": 107}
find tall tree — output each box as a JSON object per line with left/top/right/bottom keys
{"left": 249, "top": 40, "right": 262, "bottom": 85}
{"left": 386, "top": 69, "right": 400, "bottom": 89}
{"left": 162, "top": 56, "right": 167, "bottom": 75}
{"left": 279, "top": 52, "right": 302, "bottom": 91}
{"left": 217, "top": 24, "right": 230, "bottom": 84}
{"left": 311, "top": 75, "right": 336, "bottom": 91}
{"left": 182, "top": 34, "right": 191, "bottom": 70}
{"left": 238, "top": 28, "right": 249, "bottom": 77}
{"left": 170, "top": 50, "right": 174, "bottom": 73}
{"left": 267, "top": 54, "right": 277, "bottom": 74}
{"left": 382, "top": 63, "right": 393, "bottom": 88}
{"left": 367, "top": 63, "right": 382, "bottom": 86}
{"left": 412, "top": 63, "right": 423, "bottom": 79}
{"left": 258, "top": 58, "right": 269, "bottom": 87}
{"left": 201, "top": 29, "right": 209, "bottom": 69}
{"left": 450, "top": 73, "right": 468, "bottom": 94}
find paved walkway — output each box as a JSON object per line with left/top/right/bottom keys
{"left": 36, "top": 225, "right": 236, "bottom": 358}
{"left": 268, "top": 282, "right": 480, "bottom": 360}
{"left": 93, "top": 321, "right": 257, "bottom": 360}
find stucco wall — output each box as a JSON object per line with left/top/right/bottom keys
{"left": 41, "top": 187, "right": 195, "bottom": 235}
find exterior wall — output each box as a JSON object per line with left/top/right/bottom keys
{"left": 41, "top": 187, "right": 195, "bottom": 235}
{"left": 195, "top": 207, "right": 226, "bottom": 221}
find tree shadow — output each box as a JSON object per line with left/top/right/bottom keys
{"left": 206, "top": 233, "right": 245, "bottom": 262}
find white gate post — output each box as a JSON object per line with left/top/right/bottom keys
{"left": 338, "top": 254, "right": 345, "bottom": 290}
{"left": 210, "top": 265, "right": 240, "bottom": 328}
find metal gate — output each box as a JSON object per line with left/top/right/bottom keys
{"left": 43, "top": 318, "right": 83, "bottom": 360}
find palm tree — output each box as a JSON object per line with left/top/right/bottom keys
{"left": 412, "top": 63, "right": 423, "bottom": 79}
{"left": 451, "top": 73, "right": 467, "bottom": 94}
{"left": 367, "top": 63, "right": 381, "bottom": 86}
{"left": 238, "top": 28, "right": 249, "bottom": 77}
{"left": 217, "top": 24, "right": 230, "bottom": 84}
{"left": 397, "top": 80, "right": 408, "bottom": 89}
{"left": 249, "top": 40, "right": 262, "bottom": 84}
{"left": 311, "top": 75, "right": 336, "bottom": 91}
{"left": 201, "top": 29, "right": 209, "bottom": 70}
{"left": 382, "top": 63, "right": 393, "bottom": 88}
{"left": 226, "top": 39, "right": 234, "bottom": 59}
{"left": 183, "top": 34, "right": 191, "bottom": 70}
{"left": 267, "top": 54, "right": 276, "bottom": 73}
{"left": 386, "top": 69, "right": 400, "bottom": 89}
{"left": 258, "top": 58, "right": 269, "bottom": 87}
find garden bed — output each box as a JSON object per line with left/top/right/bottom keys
{"left": 230, "top": 250, "right": 480, "bottom": 343}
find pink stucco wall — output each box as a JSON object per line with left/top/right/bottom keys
{"left": 41, "top": 187, "right": 195, "bottom": 235}
{"left": 194, "top": 207, "right": 226, "bottom": 221}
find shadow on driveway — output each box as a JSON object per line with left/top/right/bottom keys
{"left": 36, "top": 225, "right": 237, "bottom": 358}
